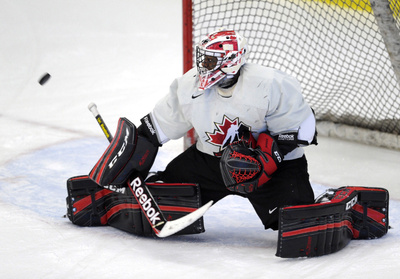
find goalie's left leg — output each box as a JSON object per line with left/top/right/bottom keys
{"left": 66, "top": 175, "right": 205, "bottom": 236}
{"left": 276, "top": 186, "right": 389, "bottom": 258}
{"left": 66, "top": 175, "right": 115, "bottom": 226}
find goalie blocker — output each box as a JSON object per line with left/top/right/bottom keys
{"left": 66, "top": 175, "right": 205, "bottom": 236}
{"left": 277, "top": 186, "right": 389, "bottom": 258}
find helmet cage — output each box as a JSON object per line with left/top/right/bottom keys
{"left": 196, "top": 47, "right": 226, "bottom": 90}
{"left": 195, "top": 30, "right": 248, "bottom": 91}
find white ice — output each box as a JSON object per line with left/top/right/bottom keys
{"left": 0, "top": 1, "right": 399, "bottom": 278}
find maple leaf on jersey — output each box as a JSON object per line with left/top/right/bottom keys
{"left": 207, "top": 116, "right": 239, "bottom": 147}
{"left": 206, "top": 115, "right": 251, "bottom": 154}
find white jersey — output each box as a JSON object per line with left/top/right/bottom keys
{"left": 151, "top": 63, "right": 314, "bottom": 160}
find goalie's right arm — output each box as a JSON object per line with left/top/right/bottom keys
{"left": 137, "top": 112, "right": 170, "bottom": 147}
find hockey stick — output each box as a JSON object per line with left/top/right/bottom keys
{"left": 87, "top": 102, "right": 213, "bottom": 237}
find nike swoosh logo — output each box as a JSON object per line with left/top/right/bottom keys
{"left": 192, "top": 92, "right": 204, "bottom": 99}
{"left": 269, "top": 207, "right": 278, "bottom": 214}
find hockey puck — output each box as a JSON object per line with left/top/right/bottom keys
{"left": 39, "top": 73, "right": 51, "bottom": 85}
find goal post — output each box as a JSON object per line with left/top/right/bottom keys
{"left": 182, "top": 0, "right": 197, "bottom": 149}
{"left": 182, "top": 0, "right": 400, "bottom": 150}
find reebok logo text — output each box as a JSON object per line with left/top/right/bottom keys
{"left": 278, "top": 134, "right": 295, "bottom": 141}
{"left": 143, "top": 116, "right": 156, "bottom": 135}
{"left": 130, "top": 177, "right": 162, "bottom": 226}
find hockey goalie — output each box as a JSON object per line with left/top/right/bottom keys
{"left": 66, "top": 28, "right": 389, "bottom": 257}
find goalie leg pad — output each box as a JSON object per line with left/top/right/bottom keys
{"left": 66, "top": 175, "right": 152, "bottom": 234}
{"left": 66, "top": 175, "right": 116, "bottom": 226}
{"left": 108, "top": 182, "right": 205, "bottom": 236}
{"left": 104, "top": 193, "right": 152, "bottom": 235}
{"left": 276, "top": 186, "right": 389, "bottom": 258}
{"left": 66, "top": 175, "right": 205, "bottom": 236}
{"left": 148, "top": 182, "right": 205, "bottom": 235}
{"left": 350, "top": 187, "right": 389, "bottom": 239}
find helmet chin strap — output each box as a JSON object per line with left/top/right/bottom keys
{"left": 218, "top": 70, "right": 241, "bottom": 89}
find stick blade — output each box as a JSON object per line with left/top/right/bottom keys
{"left": 156, "top": 200, "right": 213, "bottom": 238}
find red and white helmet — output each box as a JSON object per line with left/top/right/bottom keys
{"left": 196, "top": 29, "right": 248, "bottom": 91}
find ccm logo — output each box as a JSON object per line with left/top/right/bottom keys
{"left": 108, "top": 128, "right": 129, "bottom": 169}
{"left": 103, "top": 184, "right": 126, "bottom": 194}
{"left": 274, "top": 151, "right": 282, "bottom": 163}
{"left": 345, "top": 195, "right": 358, "bottom": 210}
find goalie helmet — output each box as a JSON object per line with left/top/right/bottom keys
{"left": 196, "top": 29, "right": 248, "bottom": 91}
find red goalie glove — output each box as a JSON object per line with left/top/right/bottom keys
{"left": 220, "top": 132, "right": 283, "bottom": 194}
{"left": 254, "top": 132, "right": 283, "bottom": 184}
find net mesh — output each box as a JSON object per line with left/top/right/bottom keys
{"left": 190, "top": 0, "right": 400, "bottom": 135}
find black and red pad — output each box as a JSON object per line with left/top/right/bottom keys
{"left": 66, "top": 175, "right": 205, "bottom": 236}
{"left": 66, "top": 175, "right": 115, "bottom": 226}
{"left": 276, "top": 186, "right": 389, "bottom": 258}
{"left": 89, "top": 117, "right": 157, "bottom": 186}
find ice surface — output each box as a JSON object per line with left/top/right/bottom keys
{"left": 0, "top": 1, "right": 399, "bottom": 278}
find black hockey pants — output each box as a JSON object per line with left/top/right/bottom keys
{"left": 157, "top": 145, "right": 314, "bottom": 230}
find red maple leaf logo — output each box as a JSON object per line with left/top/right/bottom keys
{"left": 206, "top": 115, "right": 251, "bottom": 155}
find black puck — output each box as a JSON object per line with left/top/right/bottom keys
{"left": 39, "top": 73, "right": 51, "bottom": 85}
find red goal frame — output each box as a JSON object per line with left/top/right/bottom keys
{"left": 182, "top": 0, "right": 196, "bottom": 149}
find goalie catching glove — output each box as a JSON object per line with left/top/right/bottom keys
{"left": 220, "top": 132, "right": 283, "bottom": 194}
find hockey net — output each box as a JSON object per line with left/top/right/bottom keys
{"left": 182, "top": 0, "right": 400, "bottom": 150}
